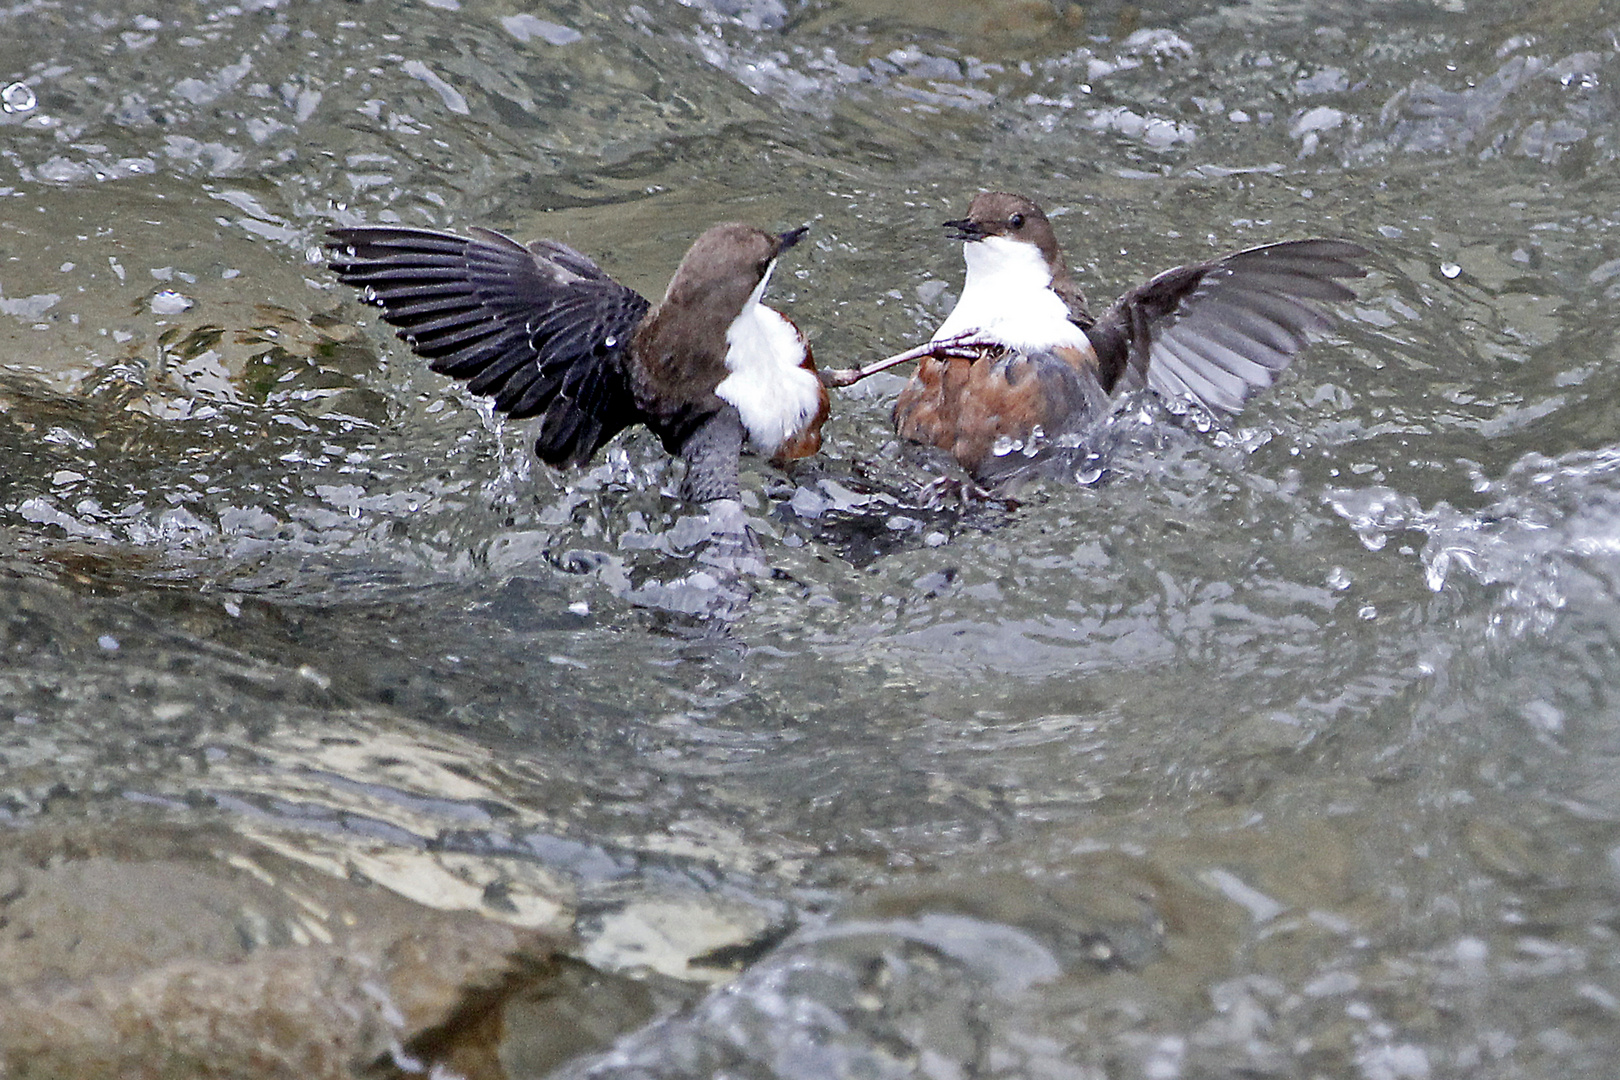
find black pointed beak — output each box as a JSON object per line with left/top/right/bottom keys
{"left": 776, "top": 225, "right": 809, "bottom": 254}
{"left": 943, "top": 217, "right": 988, "bottom": 242}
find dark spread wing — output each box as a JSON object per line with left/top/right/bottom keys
{"left": 1085, "top": 239, "right": 1368, "bottom": 413}
{"left": 326, "top": 225, "right": 651, "bottom": 467}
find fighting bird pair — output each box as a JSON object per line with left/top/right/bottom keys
{"left": 327, "top": 193, "right": 1368, "bottom": 513}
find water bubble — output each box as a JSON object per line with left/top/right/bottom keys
{"left": 991, "top": 434, "right": 1020, "bottom": 457}
{"left": 1, "top": 82, "right": 35, "bottom": 114}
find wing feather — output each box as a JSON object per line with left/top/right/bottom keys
{"left": 1086, "top": 239, "right": 1368, "bottom": 415}
{"left": 327, "top": 225, "right": 652, "bottom": 467}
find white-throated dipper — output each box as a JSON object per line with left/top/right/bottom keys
{"left": 327, "top": 221, "right": 828, "bottom": 505}
{"left": 827, "top": 192, "right": 1368, "bottom": 485}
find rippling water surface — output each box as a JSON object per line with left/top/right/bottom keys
{"left": 4, "top": 0, "right": 1620, "bottom": 1076}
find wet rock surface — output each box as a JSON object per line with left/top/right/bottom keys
{"left": 0, "top": 822, "right": 581, "bottom": 1079}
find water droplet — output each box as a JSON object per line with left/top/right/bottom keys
{"left": 991, "top": 434, "right": 1020, "bottom": 457}
{"left": 1440, "top": 262, "right": 1461, "bottom": 279}
{"left": 1, "top": 82, "right": 36, "bottom": 114}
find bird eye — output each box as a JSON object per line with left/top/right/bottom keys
{"left": 1009, "top": 213, "right": 1025, "bottom": 228}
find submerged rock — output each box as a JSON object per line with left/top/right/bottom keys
{"left": 0, "top": 821, "right": 604, "bottom": 1080}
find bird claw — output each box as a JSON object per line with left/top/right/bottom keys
{"left": 915, "top": 474, "right": 1017, "bottom": 511}
{"left": 929, "top": 331, "right": 979, "bottom": 352}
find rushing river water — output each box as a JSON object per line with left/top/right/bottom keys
{"left": 4, "top": 0, "right": 1620, "bottom": 1077}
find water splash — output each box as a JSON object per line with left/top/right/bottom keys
{"left": 1327, "top": 446, "right": 1620, "bottom": 635}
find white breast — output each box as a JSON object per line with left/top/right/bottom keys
{"left": 716, "top": 263, "right": 821, "bottom": 456}
{"left": 932, "top": 235, "right": 1090, "bottom": 353}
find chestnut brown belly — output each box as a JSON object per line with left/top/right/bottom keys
{"left": 893, "top": 345, "right": 1104, "bottom": 477}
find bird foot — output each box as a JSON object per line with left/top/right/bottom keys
{"left": 692, "top": 498, "right": 768, "bottom": 576}
{"left": 617, "top": 498, "right": 769, "bottom": 618}
{"left": 915, "top": 474, "right": 1017, "bottom": 511}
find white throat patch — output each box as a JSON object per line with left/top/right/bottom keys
{"left": 932, "top": 235, "right": 1089, "bottom": 353}
{"left": 717, "top": 261, "right": 820, "bottom": 456}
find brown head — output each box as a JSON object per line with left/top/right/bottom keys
{"left": 632, "top": 223, "right": 808, "bottom": 414}
{"left": 945, "top": 193, "right": 1062, "bottom": 264}
{"left": 659, "top": 223, "right": 806, "bottom": 317}
{"left": 944, "top": 192, "right": 1089, "bottom": 323}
